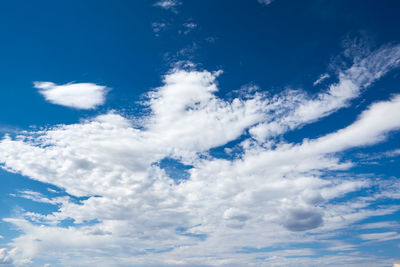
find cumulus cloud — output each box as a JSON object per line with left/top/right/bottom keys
{"left": 0, "top": 44, "right": 400, "bottom": 266}
{"left": 34, "top": 82, "right": 109, "bottom": 109}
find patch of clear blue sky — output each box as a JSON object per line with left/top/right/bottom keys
{"left": 0, "top": 0, "right": 400, "bottom": 261}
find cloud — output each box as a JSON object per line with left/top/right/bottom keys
{"left": 152, "top": 22, "right": 167, "bottom": 34}
{"left": 180, "top": 22, "right": 197, "bottom": 35}
{"left": 258, "top": 0, "right": 274, "bottom": 5}
{"left": 153, "top": 0, "right": 181, "bottom": 13}
{"left": 359, "top": 232, "right": 400, "bottom": 242}
{"left": 305, "top": 94, "right": 400, "bottom": 153}
{"left": 313, "top": 73, "right": 330, "bottom": 86}
{"left": 0, "top": 44, "right": 400, "bottom": 266}
{"left": 34, "top": 81, "right": 109, "bottom": 109}
{"left": 281, "top": 208, "right": 323, "bottom": 231}
{"left": 358, "top": 221, "right": 399, "bottom": 230}
{"left": 248, "top": 44, "right": 400, "bottom": 142}
{"left": 385, "top": 149, "right": 400, "bottom": 157}
{"left": 0, "top": 248, "right": 16, "bottom": 266}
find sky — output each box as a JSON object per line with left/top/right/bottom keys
{"left": 0, "top": 0, "right": 400, "bottom": 266}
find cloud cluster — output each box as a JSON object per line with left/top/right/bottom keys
{"left": 1, "top": 44, "right": 400, "bottom": 266}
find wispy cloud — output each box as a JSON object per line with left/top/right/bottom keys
{"left": 34, "top": 81, "right": 109, "bottom": 109}
{"left": 249, "top": 44, "right": 400, "bottom": 142}
{"left": 258, "top": 0, "right": 275, "bottom": 5}
{"left": 313, "top": 73, "right": 330, "bottom": 86}
{"left": 359, "top": 232, "right": 400, "bottom": 242}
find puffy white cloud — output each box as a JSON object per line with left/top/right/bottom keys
{"left": 0, "top": 44, "right": 400, "bottom": 266}
{"left": 34, "top": 82, "right": 109, "bottom": 109}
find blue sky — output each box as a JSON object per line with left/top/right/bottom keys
{"left": 0, "top": 0, "right": 400, "bottom": 266}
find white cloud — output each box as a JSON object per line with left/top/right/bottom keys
{"left": 359, "top": 221, "right": 399, "bottom": 230}
{"left": 180, "top": 22, "right": 197, "bottom": 35}
{"left": 359, "top": 232, "right": 400, "bottom": 242}
{"left": 183, "top": 22, "right": 197, "bottom": 29}
{"left": 153, "top": 0, "right": 181, "bottom": 12}
{"left": 258, "top": 0, "right": 274, "bottom": 5}
{"left": 305, "top": 94, "right": 400, "bottom": 153}
{"left": 313, "top": 73, "right": 330, "bottom": 86}
{"left": 385, "top": 149, "right": 400, "bottom": 157}
{"left": 0, "top": 248, "right": 18, "bottom": 266}
{"left": 152, "top": 22, "right": 167, "bottom": 35}
{"left": 34, "top": 81, "right": 109, "bottom": 109}
{"left": 1, "top": 44, "right": 400, "bottom": 266}
{"left": 249, "top": 44, "right": 400, "bottom": 142}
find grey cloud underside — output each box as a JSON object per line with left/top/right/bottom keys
{"left": 1, "top": 44, "right": 400, "bottom": 266}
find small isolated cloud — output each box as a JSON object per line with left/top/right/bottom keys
{"left": 34, "top": 81, "right": 109, "bottom": 109}
{"left": 313, "top": 73, "right": 330, "bottom": 86}
{"left": 258, "top": 0, "right": 274, "bottom": 5}
{"left": 153, "top": 0, "right": 180, "bottom": 12}
{"left": 181, "top": 22, "right": 197, "bottom": 35}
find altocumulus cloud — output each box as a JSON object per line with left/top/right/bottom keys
{"left": 34, "top": 81, "right": 109, "bottom": 109}
{"left": 0, "top": 44, "right": 400, "bottom": 266}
